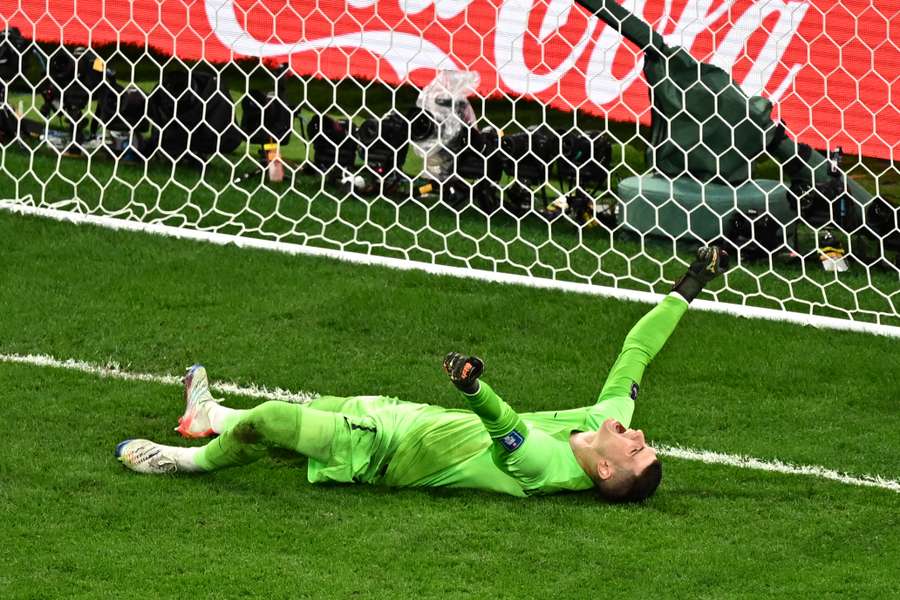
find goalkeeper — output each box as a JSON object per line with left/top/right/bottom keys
{"left": 117, "top": 247, "right": 728, "bottom": 502}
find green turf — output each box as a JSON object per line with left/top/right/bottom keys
{"left": 0, "top": 211, "right": 898, "bottom": 598}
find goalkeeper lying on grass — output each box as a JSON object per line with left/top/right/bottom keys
{"left": 117, "top": 247, "right": 728, "bottom": 502}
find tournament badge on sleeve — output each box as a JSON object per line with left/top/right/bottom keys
{"left": 499, "top": 430, "right": 525, "bottom": 452}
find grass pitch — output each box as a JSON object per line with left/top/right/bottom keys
{"left": 1, "top": 211, "right": 898, "bottom": 598}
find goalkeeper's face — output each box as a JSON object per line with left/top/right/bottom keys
{"left": 595, "top": 418, "right": 657, "bottom": 478}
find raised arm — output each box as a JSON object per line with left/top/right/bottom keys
{"left": 443, "top": 353, "right": 528, "bottom": 450}
{"left": 443, "top": 353, "right": 564, "bottom": 491}
{"left": 595, "top": 247, "right": 730, "bottom": 423}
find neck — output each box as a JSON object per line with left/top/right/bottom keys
{"left": 569, "top": 430, "right": 601, "bottom": 480}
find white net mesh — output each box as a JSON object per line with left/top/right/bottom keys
{"left": 0, "top": 1, "right": 897, "bottom": 329}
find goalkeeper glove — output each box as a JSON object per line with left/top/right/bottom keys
{"left": 672, "top": 245, "right": 730, "bottom": 303}
{"left": 443, "top": 352, "right": 484, "bottom": 394}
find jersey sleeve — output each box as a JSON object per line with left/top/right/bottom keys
{"left": 461, "top": 381, "right": 550, "bottom": 490}
{"left": 462, "top": 380, "right": 529, "bottom": 450}
{"left": 594, "top": 294, "right": 688, "bottom": 426}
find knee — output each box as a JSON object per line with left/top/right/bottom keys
{"left": 233, "top": 401, "right": 295, "bottom": 445}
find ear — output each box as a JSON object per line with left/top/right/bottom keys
{"left": 596, "top": 458, "right": 613, "bottom": 481}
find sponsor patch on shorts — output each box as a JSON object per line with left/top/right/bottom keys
{"left": 499, "top": 430, "right": 525, "bottom": 452}
{"left": 630, "top": 382, "right": 640, "bottom": 400}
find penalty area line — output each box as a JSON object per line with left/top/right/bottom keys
{"left": 655, "top": 445, "right": 900, "bottom": 494}
{"left": 0, "top": 352, "right": 319, "bottom": 405}
{"left": 2, "top": 351, "right": 898, "bottom": 494}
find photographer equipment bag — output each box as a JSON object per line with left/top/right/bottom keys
{"left": 146, "top": 70, "right": 242, "bottom": 161}
{"left": 305, "top": 114, "right": 358, "bottom": 183}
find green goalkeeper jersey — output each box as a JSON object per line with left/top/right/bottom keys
{"left": 306, "top": 294, "right": 686, "bottom": 497}
{"left": 304, "top": 382, "right": 633, "bottom": 497}
{"left": 385, "top": 382, "right": 636, "bottom": 496}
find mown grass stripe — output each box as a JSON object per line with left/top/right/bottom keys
{"left": 3, "top": 200, "right": 899, "bottom": 338}
{"left": 3, "top": 351, "right": 897, "bottom": 494}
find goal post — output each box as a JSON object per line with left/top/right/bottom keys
{"left": 0, "top": 0, "right": 897, "bottom": 334}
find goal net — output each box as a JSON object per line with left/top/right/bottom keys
{"left": 0, "top": 0, "right": 897, "bottom": 333}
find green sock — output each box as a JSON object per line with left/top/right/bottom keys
{"left": 195, "top": 400, "right": 336, "bottom": 472}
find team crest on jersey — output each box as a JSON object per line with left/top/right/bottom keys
{"left": 499, "top": 430, "right": 525, "bottom": 452}
{"left": 630, "top": 382, "right": 640, "bottom": 400}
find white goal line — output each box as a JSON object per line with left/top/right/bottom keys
{"left": 2, "top": 200, "right": 899, "bottom": 339}
{"left": 2, "top": 351, "right": 897, "bottom": 494}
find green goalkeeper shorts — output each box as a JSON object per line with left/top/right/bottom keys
{"left": 304, "top": 395, "right": 430, "bottom": 485}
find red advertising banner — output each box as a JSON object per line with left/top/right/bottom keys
{"left": 3, "top": 0, "right": 897, "bottom": 160}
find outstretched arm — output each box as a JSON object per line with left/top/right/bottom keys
{"left": 595, "top": 295, "right": 688, "bottom": 410}
{"left": 595, "top": 247, "right": 729, "bottom": 423}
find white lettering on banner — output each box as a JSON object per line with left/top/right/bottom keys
{"left": 204, "top": 0, "right": 459, "bottom": 78}
{"left": 495, "top": 0, "right": 597, "bottom": 94}
{"left": 401, "top": 0, "right": 474, "bottom": 19}
{"left": 767, "top": 62, "right": 802, "bottom": 103}
{"left": 539, "top": 0, "right": 575, "bottom": 40}
{"left": 662, "top": 0, "right": 735, "bottom": 51}
{"left": 204, "top": 0, "right": 808, "bottom": 104}
{"left": 710, "top": 0, "right": 809, "bottom": 97}
{"left": 585, "top": 0, "right": 649, "bottom": 106}
{"left": 585, "top": 0, "right": 806, "bottom": 106}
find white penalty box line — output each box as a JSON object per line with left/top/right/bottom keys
{"left": 2, "top": 351, "right": 898, "bottom": 494}
{"left": 2, "top": 200, "right": 900, "bottom": 339}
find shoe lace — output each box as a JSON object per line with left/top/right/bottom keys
{"left": 128, "top": 444, "right": 177, "bottom": 473}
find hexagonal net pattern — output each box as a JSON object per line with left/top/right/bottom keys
{"left": 0, "top": 0, "right": 897, "bottom": 331}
